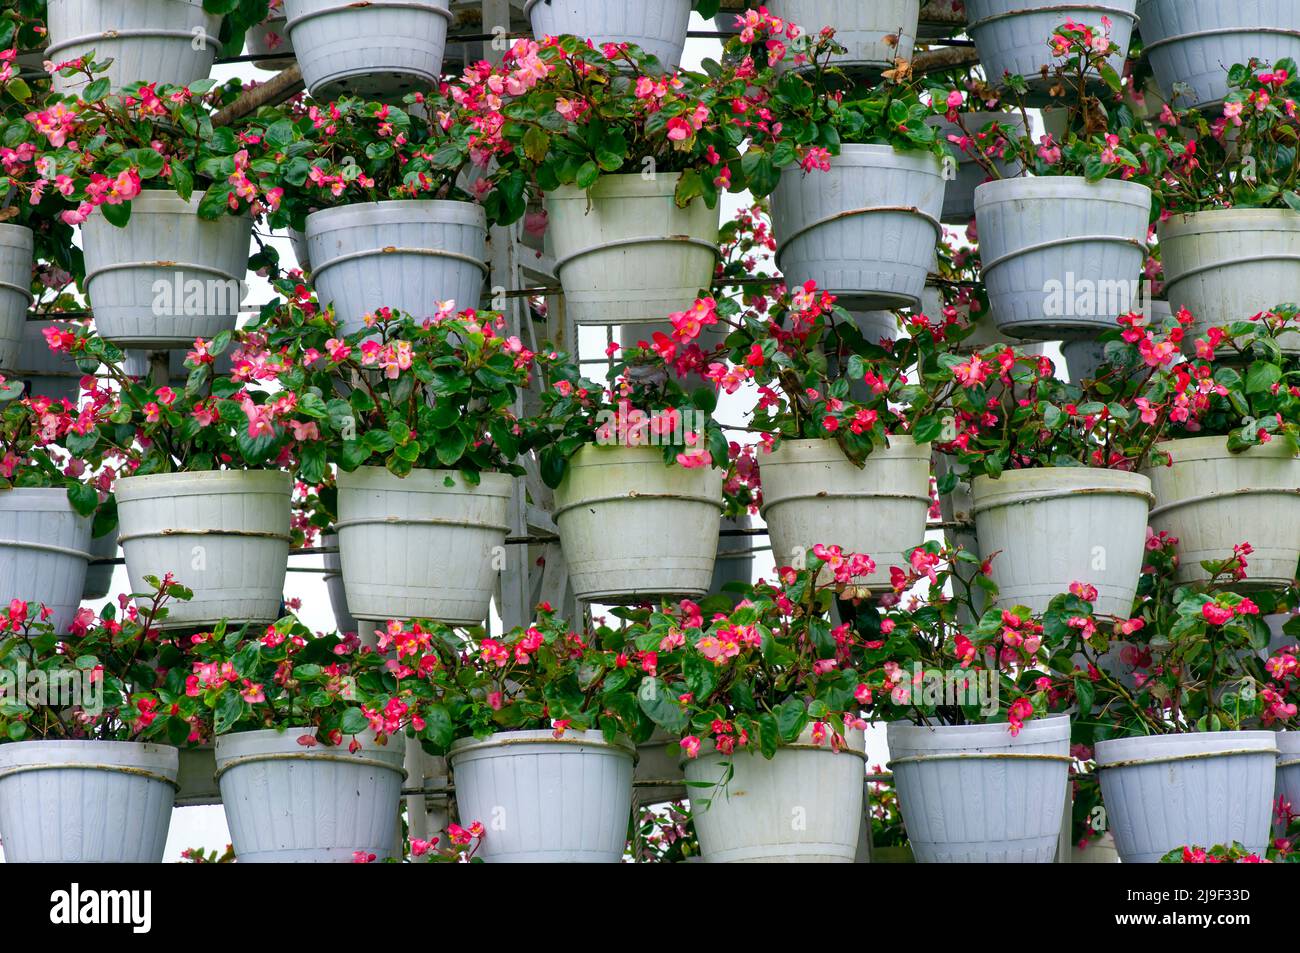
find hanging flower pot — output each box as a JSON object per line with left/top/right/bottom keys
{"left": 1096, "top": 731, "right": 1277, "bottom": 863}
{"left": 965, "top": 0, "right": 1137, "bottom": 101}
{"left": 8, "top": 320, "right": 83, "bottom": 405}
{"left": 1145, "top": 436, "right": 1300, "bottom": 590}
{"left": 1136, "top": 0, "right": 1300, "bottom": 109}
{"left": 685, "top": 727, "right": 866, "bottom": 864}
{"left": 0, "top": 488, "right": 92, "bottom": 634}
{"left": 449, "top": 729, "right": 636, "bottom": 863}
{"left": 888, "top": 715, "right": 1072, "bottom": 863}
{"left": 546, "top": 173, "right": 721, "bottom": 327}
{"left": 81, "top": 190, "right": 252, "bottom": 349}
{"left": 974, "top": 176, "right": 1152, "bottom": 340}
{"left": 1277, "top": 730, "right": 1300, "bottom": 830}
{"left": 553, "top": 445, "right": 724, "bottom": 603}
{"left": 759, "top": 436, "right": 931, "bottom": 591}
{"left": 282, "top": 0, "right": 454, "bottom": 101}
{"left": 247, "top": 14, "right": 295, "bottom": 71}
{"left": 305, "top": 200, "right": 487, "bottom": 338}
{"left": 44, "top": 0, "right": 222, "bottom": 95}
{"left": 926, "top": 113, "right": 1027, "bottom": 225}
{"left": 634, "top": 729, "right": 687, "bottom": 808}
{"left": 82, "top": 527, "right": 120, "bottom": 602}
{"left": 334, "top": 467, "right": 514, "bottom": 625}
{"left": 1158, "top": 209, "right": 1300, "bottom": 354}
{"left": 970, "top": 468, "right": 1153, "bottom": 617}
{"left": 710, "top": 514, "right": 756, "bottom": 599}
{"left": 214, "top": 728, "right": 407, "bottom": 863}
{"left": 0, "top": 740, "right": 178, "bottom": 862}
{"left": 0, "top": 224, "right": 34, "bottom": 374}
{"left": 767, "top": 0, "right": 920, "bottom": 73}
{"left": 115, "top": 470, "right": 292, "bottom": 628}
{"left": 1061, "top": 300, "right": 1173, "bottom": 382}
{"left": 321, "top": 530, "right": 361, "bottom": 638}
{"left": 524, "top": 0, "right": 694, "bottom": 70}
{"left": 771, "top": 144, "right": 946, "bottom": 311}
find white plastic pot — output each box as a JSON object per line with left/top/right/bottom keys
{"left": 525, "top": 0, "right": 693, "bottom": 69}
{"left": 888, "top": 715, "right": 1072, "bottom": 863}
{"left": 970, "top": 468, "right": 1153, "bottom": 617}
{"left": 283, "top": 0, "right": 453, "bottom": 100}
{"left": 0, "top": 225, "right": 34, "bottom": 374}
{"left": 0, "top": 488, "right": 91, "bottom": 634}
{"left": 81, "top": 191, "right": 251, "bottom": 349}
{"left": 1096, "top": 731, "right": 1277, "bottom": 863}
{"left": 1072, "top": 832, "right": 1122, "bottom": 863}
{"left": 321, "top": 531, "right": 361, "bottom": 637}
{"left": 1145, "top": 436, "right": 1300, "bottom": 590}
{"left": 334, "top": 467, "right": 514, "bottom": 625}
{"left": 247, "top": 15, "right": 295, "bottom": 70}
{"left": 634, "top": 729, "right": 686, "bottom": 808}
{"left": 546, "top": 173, "right": 720, "bottom": 326}
{"left": 1276, "top": 730, "right": 1300, "bottom": 832}
{"left": 305, "top": 200, "right": 487, "bottom": 337}
{"left": 553, "top": 445, "right": 724, "bottom": 603}
{"left": 115, "top": 470, "right": 292, "bottom": 628}
{"left": 215, "top": 728, "right": 406, "bottom": 862}
{"left": 1137, "top": 0, "right": 1300, "bottom": 109}
{"left": 759, "top": 436, "right": 931, "bottom": 592}
{"left": 767, "top": 0, "right": 920, "bottom": 72}
{"left": 8, "top": 319, "right": 81, "bottom": 405}
{"left": 711, "top": 514, "right": 756, "bottom": 599}
{"left": 926, "top": 113, "right": 1027, "bottom": 224}
{"left": 965, "top": 0, "right": 1137, "bottom": 99}
{"left": 1159, "top": 209, "right": 1300, "bottom": 354}
{"left": 771, "top": 144, "right": 945, "bottom": 311}
{"left": 852, "top": 310, "right": 901, "bottom": 345}
{"left": 1061, "top": 299, "right": 1172, "bottom": 382}
{"left": 974, "top": 176, "right": 1151, "bottom": 340}
{"left": 685, "top": 726, "right": 866, "bottom": 864}
{"left": 82, "top": 527, "right": 119, "bottom": 602}
{"left": 0, "top": 740, "right": 177, "bottom": 862}
{"left": 45, "top": 0, "right": 221, "bottom": 94}
{"left": 450, "top": 729, "right": 635, "bottom": 863}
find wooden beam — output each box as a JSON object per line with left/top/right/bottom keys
{"left": 913, "top": 45, "right": 979, "bottom": 76}
{"left": 211, "top": 64, "right": 303, "bottom": 127}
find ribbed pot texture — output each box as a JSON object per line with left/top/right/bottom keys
{"left": 634, "top": 730, "right": 686, "bottom": 808}
{"left": 553, "top": 444, "right": 724, "bottom": 603}
{"left": 449, "top": 730, "right": 635, "bottom": 863}
{"left": 283, "top": 0, "right": 453, "bottom": 100}
{"left": 545, "top": 173, "right": 720, "bottom": 325}
{"left": 0, "top": 225, "right": 34, "bottom": 373}
{"left": 335, "top": 467, "right": 514, "bottom": 624}
{"left": 247, "top": 16, "right": 295, "bottom": 70}
{"left": 974, "top": 176, "right": 1152, "bottom": 340}
{"left": 771, "top": 144, "right": 945, "bottom": 311}
{"left": 45, "top": 0, "right": 221, "bottom": 94}
{"left": 305, "top": 200, "right": 487, "bottom": 336}
{"left": 710, "top": 514, "right": 756, "bottom": 602}
{"left": 1145, "top": 436, "right": 1300, "bottom": 590}
{"left": 0, "top": 488, "right": 92, "bottom": 634}
{"left": 81, "top": 191, "right": 252, "bottom": 349}
{"left": 0, "top": 741, "right": 178, "bottom": 862}
{"left": 82, "top": 527, "right": 120, "bottom": 602}
{"left": 115, "top": 470, "right": 292, "bottom": 628}
{"left": 767, "top": 0, "right": 920, "bottom": 70}
{"left": 215, "top": 728, "right": 407, "bottom": 862}
{"left": 685, "top": 727, "right": 866, "bottom": 863}
{"left": 927, "top": 113, "right": 1027, "bottom": 224}
{"left": 888, "top": 716, "right": 1072, "bottom": 863}
{"left": 9, "top": 319, "right": 82, "bottom": 405}
{"left": 1096, "top": 731, "right": 1278, "bottom": 863}
{"left": 1137, "top": 0, "right": 1300, "bottom": 109}
{"left": 321, "top": 531, "right": 362, "bottom": 638}
{"left": 1159, "top": 209, "right": 1300, "bottom": 354}
{"left": 1276, "top": 731, "right": 1300, "bottom": 834}
{"left": 760, "top": 436, "right": 931, "bottom": 592}
{"left": 970, "top": 467, "right": 1153, "bottom": 617}
{"left": 524, "top": 0, "right": 693, "bottom": 69}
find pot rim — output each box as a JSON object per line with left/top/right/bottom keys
{"left": 547, "top": 170, "right": 686, "bottom": 201}
{"left": 115, "top": 468, "right": 293, "bottom": 500}
{"left": 0, "top": 738, "right": 180, "bottom": 785}
{"left": 1151, "top": 434, "right": 1300, "bottom": 463}
{"left": 448, "top": 728, "right": 637, "bottom": 761}
{"left": 974, "top": 174, "right": 1152, "bottom": 207}
{"left": 305, "top": 197, "right": 485, "bottom": 225}
{"left": 1094, "top": 729, "right": 1279, "bottom": 768}
{"left": 334, "top": 465, "right": 516, "bottom": 496}
{"left": 970, "top": 467, "right": 1154, "bottom": 511}
{"left": 213, "top": 725, "right": 407, "bottom": 779}
{"left": 887, "top": 713, "right": 1072, "bottom": 751}
{"left": 1159, "top": 206, "right": 1300, "bottom": 239}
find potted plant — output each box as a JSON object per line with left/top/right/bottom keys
{"left": 0, "top": 218, "right": 32, "bottom": 373}
{"left": 926, "top": 89, "right": 1026, "bottom": 225}
{"left": 246, "top": 0, "right": 293, "bottom": 71}
{"left": 524, "top": 0, "right": 707, "bottom": 71}
{"left": 0, "top": 579, "right": 201, "bottom": 862}
{"left": 765, "top": 0, "right": 921, "bottom": 74}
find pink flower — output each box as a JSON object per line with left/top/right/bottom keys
{"left": 1202, "top": 602, "right": 1235, "bottom": 626}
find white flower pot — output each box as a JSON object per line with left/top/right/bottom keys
{"left": 321, "top": 531, "right": 361, "bottom": 637}
{"left": 767, "top": 0, "right": 920, "bottom": 72}
{"left": 1145, "top": 436, "right": 1300, "bottom": 590}
{"left": 305, "top": 200, "right": 487, "bottom": 337}
{"left": 82, "top": 527, "right": 119, "bottom": 602}
{"left": 974, "top": 176, "right": 1152, "bottom": 340}
{"left": 1276, "top": 730, "right": 1300, "bottom": 833}
{"left": 0, "top": 740, "right": 177, "bottom": 862}
{"left": 115, "top": 470, "right": 292, "bottom": 628}
{"left": 1061, "top": 299, "right": 1172, "bottom": 382}
{"left": 888, "top": 715, "right": 1072, "bottom": 863}
{"left": 852, "top": 310, "right": 901, "bottom": 345}
{"left": 45, "top": 0, "right": 221, "bottom": 94}
{"left": 175, "top": 745, "right": 221, "bottom": 806}
{"left": 759, "top": 436, "right": 931, "bottom": 591}
{"left": 81, "top": 191, "right": 251, "bottom": 349}
{"left": 553, "top": 445, "right": 724, "bottom": 603}
{"left": 926, "top": 113, "right": 1027, "bottom": 225}
{"left": 215, "top": 728, "right": 406, "bottom": 862}
{"left": 771, "top": 144, "right": 945, "bottom": 311}
{"left": 247, "top": 15, "right": 295, "bottom": 70}
{"left": 449, "top": 729, "right": 635, "bottom": 863}
{"left": 8, "top": 319, "right": 82, "bottom": 405}
{"left": 334, "top": 467, "right": 514, "bottom": 625}
{"left": 970, "top": 467, "right": 1153, "bottom": 617}
{"left": 283, "top": 0, "right": 453, "bottom": 100}
{"left": 546, "top": 173, "right": 720, "bottom": 326}
{"left": 634, "top": 729, "right": 686, "bottom": 808}
{"left": 1096, "top": 731, "right": 1277, "bottom": 863}
{"left": 685, "top": 727, "right": 866, "bottom": 863}
{"left": 1072, "top": 832, "right": 1122, "bottom": 863}
{"left": 1137, "top": 0, "right": 1300, "bottom": 109}
{"left": 0, "top": 487, "right": 91, "bottom": 634}
{"left": 711, "top": 514, "right": 755, "bottom": 599}
{"left": 524, "top": 0, "right": 694, "bottom": 69}
{"left": 1159, "top": 209, "right": 1300, "bottom": 354}
{"left": 965, "top": 0, "right": 1137, "bottom": 99}
{"left": 0, "top": 225, "right": 34, "bottom": 374}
